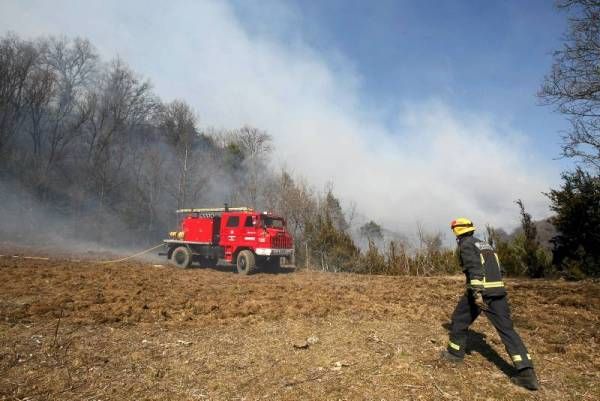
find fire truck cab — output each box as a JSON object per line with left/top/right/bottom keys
{"left": 162, "top": 206, "right": 294, "bottom": 274}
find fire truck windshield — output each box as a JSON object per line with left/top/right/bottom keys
{"left": 262, "top": 216, "right": 284, "bottom": 228}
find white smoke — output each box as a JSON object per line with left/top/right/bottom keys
{"left": 0, "top": 0, "right": 559, "bottom": 238}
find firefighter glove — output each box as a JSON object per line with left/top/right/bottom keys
{"left": 473, "top": 291, "right": 489, "bottom": 311}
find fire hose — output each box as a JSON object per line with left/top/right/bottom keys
{"left": 96, "top": 243, "right": 164, "bottom": 264}
{"left": 1, "top": 243, "right": 165, "bottom": 264}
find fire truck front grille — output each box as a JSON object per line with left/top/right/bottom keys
{"left": 272, "top": 235, "right": 290, "bottom": 249}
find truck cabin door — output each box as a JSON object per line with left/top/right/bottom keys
{"left": 222, "top": 214, "right": 242, "bottom": 246}
{"left": 242, "top": 215, "right": 258, "bottom": 244}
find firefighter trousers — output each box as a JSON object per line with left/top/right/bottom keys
{"left": 447, "top": 293, "right": 533, "bottom": 370}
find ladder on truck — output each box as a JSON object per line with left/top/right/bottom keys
{"left": 176, "top": 206, "right": 253, "bottom": 214}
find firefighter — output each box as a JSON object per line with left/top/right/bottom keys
{"left": 441, "top": 218, "right": 540, "bottom": 391}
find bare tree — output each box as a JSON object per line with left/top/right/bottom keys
{"left": 221, "top": 125, "right": 272, "bottom": 207}
{"left": 539, "top": 0, "right": 600, "bottom": 168}
{"left": 238, "top": 125, "right": 272, "bottom": 207}
{"left": 129, "top": 146, "right": 169, "bottom": 236}
{"left": 415, "top": 221, "right": 444, "bottom": 275}
{"left": 159, "top": 99, "right": 199, "bottom": 209}
{"left": 266, "top": 169, "right": 316, "bottom": 241}
{"left": 40, "top": 37, "right": 97, "bottom": 170}
{"left": 24, "top": 60, "right": 55, "bottom": 158}
{"left": 81, "top": 59, "right": 158, "bottom": 240}
{"left": 0, "top": 35, "right": 37, "bottom": 157}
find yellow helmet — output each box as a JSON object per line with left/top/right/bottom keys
{"left": 450, "top": 217, "right": 475, "bottom": 237}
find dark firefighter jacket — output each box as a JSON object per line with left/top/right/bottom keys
{"left": 456, "top": 234, "right": 506, "bottom": 296}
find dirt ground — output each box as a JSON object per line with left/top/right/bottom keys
{"left": 0, "top": 248, "right": 599, "bottom": 401}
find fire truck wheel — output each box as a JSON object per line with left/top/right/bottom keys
{"left": 236, "top": 250, "right": 257, "bottom": 275}
{"left": 170, "top": 246, "right": 192, "bottom": 268}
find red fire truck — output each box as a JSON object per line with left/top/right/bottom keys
{"left": 162, "top": 206, "right": 294, "bottom": 274}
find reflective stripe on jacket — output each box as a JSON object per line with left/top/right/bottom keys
{"left": 456, "top": 235, "right": 506, "bottom": 296}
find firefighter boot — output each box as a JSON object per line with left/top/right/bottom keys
{"left": 511, "top": 368, "right": 539, "bottom": 391}
{"left": 440, "top": 350, "right": 463, "bottom": 364}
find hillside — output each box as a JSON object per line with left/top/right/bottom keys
{"left": 0, "top": 249, "right": 598, "bottom": 400}
{"left": 502, "top": 218, "right": 558, "bottom": 250}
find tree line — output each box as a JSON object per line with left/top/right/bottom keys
{"left": 0, "top": 33, "right": 280, "bottom": 246}
{"left": 0, "top": 32, "right": 464, "bottom": 275}
{"left": 1, "top": 4, "right": 599, "bottom": 279}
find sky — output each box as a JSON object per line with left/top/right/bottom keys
{"left": 0, "top": 0, "right": 573, "bottom": 238}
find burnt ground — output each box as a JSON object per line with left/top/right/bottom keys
{"left": 0, "top": 248, "right": 599, "bottom": 400}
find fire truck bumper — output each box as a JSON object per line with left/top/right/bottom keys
{"left": 255, "top": 248, "right": 294, "bottom": 257}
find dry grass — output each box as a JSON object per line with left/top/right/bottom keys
{"left": 0, "top": 250, "right": 598, "bottom": 400}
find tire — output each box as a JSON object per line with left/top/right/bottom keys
{"left": 236, "top": 250, "right": 257, "bottom": 275}
{"left": 170, "top": 246, "right": 192, "bottom": 268}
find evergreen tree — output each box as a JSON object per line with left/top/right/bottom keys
{"left": 304, "top": 211, "right": 358, "bottom": 272}
{"left": 546, "top": 169, "right": 600, "bottom": 278}
{"left": 516, "top": 199, "right": 545, "bottom": 278}
{"left": 359, "top": 221, "right": 383, "bottom": 242}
